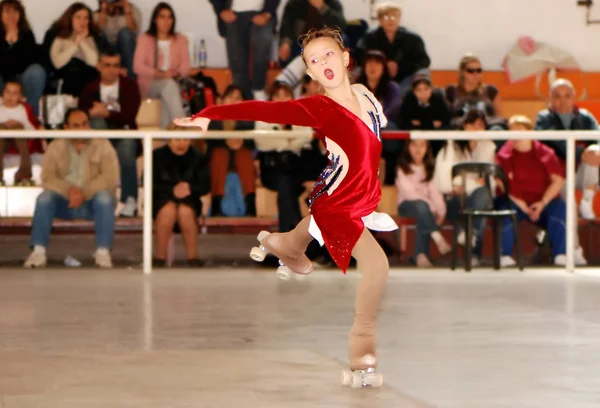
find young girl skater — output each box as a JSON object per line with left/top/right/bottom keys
{"left": 175, "top": 27, "right": 397, "bottom": 388}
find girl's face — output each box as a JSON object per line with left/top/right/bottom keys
{"left": 512, "top": 140, "right": 533, "bottom": 152}
{"left": 408, "top": 140, "right": 428, "bottom": 164}
{"left": 464, "top": 118, "right": 486, "bottom": 131}
{"left": 72, "top": 9, "right": 90, "bottom": 34}
{"left": 168, "top": 138, "right": 191, "bottom": 155}
{"left": 155, "top": 8, "right": 174, "bottom": 35}
{"left": 364, "top": 59, "right": 384, "bottom": 82}
{"left": 304, "top": 37, "right": 349, "bottom": 90}
{"left": 1, "top": 4, "right": 19, "bottom": 28}
{"left": 223, "top": 89, "right": 243, "bottom": 105}
{"left": 271, "top": 88, "right": 293, "bottom": 102}
{"left": 413, "top": 82, "right": 432, "bottom": 103}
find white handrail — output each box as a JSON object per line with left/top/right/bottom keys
{"left": 1, "top": 128, "right": 596, "bottom": 274}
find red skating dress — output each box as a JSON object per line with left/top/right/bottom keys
{"left": 193, "top": 84, "right": 398, "bottom": 272}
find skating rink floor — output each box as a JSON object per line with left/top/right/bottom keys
{"left": 1, "top": 268, "right": 600, "bottom": 408}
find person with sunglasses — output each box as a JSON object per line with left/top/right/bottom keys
{"left": 444, "top": 53, "right": 504, "bottom": 129}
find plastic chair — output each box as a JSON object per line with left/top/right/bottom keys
{"left": 450, "top": 162, "right": 524, "bottom": 272}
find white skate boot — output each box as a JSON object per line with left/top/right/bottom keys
{"left": 249, "top": 231, "right": 313, "bottom": 280}
{"left": 341, "top": 354, "right": 383, "bottom": 388}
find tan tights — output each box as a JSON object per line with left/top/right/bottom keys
{"left": 269, "top": 215, "right": 389, "bottom": 369}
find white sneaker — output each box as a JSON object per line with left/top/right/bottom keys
{"left": 252, "top": 90, "right": 267, "bottom": 101}
{"left": 500, "top": 255, "right": 516, "bottom": 267}
{"left": 24, "top": 248, "right": 47, "bottom": 268}
{"left": 554, "top": 255, "right": 567, "bottom": 266}
{"left": 575, "top": 247, "right": 588, "bottom": 266}
{"left": 119, "top": 197, "right": 138, "bottom": 218}
{"left": 457, "top": 230, "right": 476, "bottom": 247}
{"left": 579, "top": 199, "right": 595, "bottom": 220}
{"left": 94, "top": 248, "right": 113, "bottom": 268}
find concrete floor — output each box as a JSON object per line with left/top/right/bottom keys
{"left": 1, "top": 268, "right": 599, "bottom": 407}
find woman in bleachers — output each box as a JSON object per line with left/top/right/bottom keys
{"left": 433, "top": 109, "right": 496, "bottom": 265}
{"left": 445, "top": 53, "right": 505, "bottom": 129}
{"left": 254, "top": 81, "right": 313, "bottom": 232}
{"left": 0, "top": 0, "right": 46, "bottom": 116}
{"left": 152, "top": 129, "right": 210, "bottom": 267}
{"left": 396, "top": 139, "right": 449, "bottom": 267}
{"left": 207, "top": 85, "right": 256, "bottom": 216}
{"left": 48, "top": 2, "right": 108, "bottom": 96}
{"left": 133, "top": 2, "right": 188, "bottom": 129}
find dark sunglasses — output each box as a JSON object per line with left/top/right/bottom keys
{"left": 465, "top": 67, "right": 483, "bottom": 74}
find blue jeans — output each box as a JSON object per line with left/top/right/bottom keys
{"left": 0, "top": 64, "right": 47, "bottom": 117}
{"left": 115, "top": 28, "right": 137, "bottom": 78}
{"left": 446, "top": 186, "right": 492, "bottom": 257}
{"left": 30, "top": 190, "right": 115, "bottom": 249}
{"left": 498, "top": 198, "right": 566, "bottom": 258}
{"left": 224, "top": 11, "right": 274, "bottom": 94}
{"left": 89, "top": 118, "right": 139, "bottom": 202}
{"left": 398, "top": 200, "right": 439, "bottom": 257}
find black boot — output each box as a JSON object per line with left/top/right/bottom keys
{"left": 245, "top": 193, "right": 256, "bottom": 216}
{"left": 211, "top": 195, "right": 223, "bottom": 216}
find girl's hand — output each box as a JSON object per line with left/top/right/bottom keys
{"left": 173, "top": 117, "right": 210, "bottom": 134}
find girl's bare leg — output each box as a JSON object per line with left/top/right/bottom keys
{"left": 261, "top": 216, "right": 314, "bottom": 274}
{"left": 348, "top": 227, "right": 389, "bottom": 370}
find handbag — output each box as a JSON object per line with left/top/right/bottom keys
{"left": 39, "top": 79, "right": 76, "bottom": 129}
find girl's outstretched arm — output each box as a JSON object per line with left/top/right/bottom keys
{"left": 174, "top": 97, "right": 327, "bottom": 132}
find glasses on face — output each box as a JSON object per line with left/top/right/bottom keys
{"left": 465, "top": 67, "right": 483, "bottom": 74}
{"left": 381, "top": 14, "right": 398, "bottom": 21}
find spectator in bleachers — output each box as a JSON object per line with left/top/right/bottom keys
{"left": 357, "top": 2, "right": 430, "bottom": 97}
{"left": 497, "top": 115, "right": 567, "bottom": 266}
{"left": 445, "top": 53, "right": 504, "bottom": 129}
{"left": 209, "top": 0, "right": 278, "bottom": 101}
{"left": 94, "top": 0, "right": 141, "bottom": 78}
{"left": 534, "top": 78, "right": 600, "bottom": 220}
{"left": 49, "top": 2, "right": 109, "bottom": 97}
{"left": 254, "top": 82, "right": 311, "bottom": 232}
{"left": 433, "top": 109, "right": 495, "bottom": 265}
{"left": 133, "top": 2, "right": 188, "bottom": 129}
{"left": 396, "top": 139, "right": 449, "bottom": 267}
{"left": 152, "top": 130, "right": 210, "bottom": 267}
{"left": 79, "top": 49, "right": 141, "bottom": 218}
{"left": 397, "top": 75, "right": 450, "bottom": 156}
{"left": 277, "top": 0, "right": 345, "bottom": 67}
{"left": 0, "top": 0, "right": 46, "bottom": 117}
{"left": 356, "top": 50, "right": 402, "bottom": 123}
{"left": 24, "top": 108, "right": 119, "bottom": 268}
{"left": 0, "top": 81, "right": 38, "bottom": 186}
{"left": 207, "top": 84, "right": 256, "bottom": 216}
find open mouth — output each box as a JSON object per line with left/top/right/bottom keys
{"left": 324, "top": 69, "right": 334, "bottom": 80}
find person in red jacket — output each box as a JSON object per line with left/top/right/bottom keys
{"left": 79, "top": 49, "right": 141, "bottom": 217}
{"left": 0, "top": 80, "right": 39, "bottom": 185}
{"left": 176, "top": 28, "right": 397, "bottom": 388}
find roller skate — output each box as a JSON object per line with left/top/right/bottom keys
{"left": 341, "top": 354, "right": 383, "bottom": 388}
{"left": 250, "top": 231, "right": 313, "bottom": 280}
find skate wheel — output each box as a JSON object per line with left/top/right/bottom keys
{"left": 351, "top": 371, "right": 363, "bottom": 389}
{"left": 341, "top": 370, "right": 353, "bottom": 386}
{"left": 250, "top": 247, "right": 267, "bottom": 262}
{"left": 257, "top": 230, "right": 270, "bottom": 243}
{"left": 364, "top": 372, "right": 383, "bottom": 388}
{"left": 276, "top": 265, "right": 292, "bottom": 281}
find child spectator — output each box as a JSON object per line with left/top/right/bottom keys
{"left": 152, "top": 129, "right": 210, "bottom": 267}
{"left": 0, "top": 80, "right": 37, "bottom": 185}
{"left": 497, "top": 115, "right": 567, "bottom": 266}
{"left": 396, "top": 139, "right": 449, "bottom": 267}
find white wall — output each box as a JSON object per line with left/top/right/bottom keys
{"left": 22, "top": 0, "right": 600, "bottom": 70}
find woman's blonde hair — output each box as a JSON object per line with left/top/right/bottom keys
{"left": 508, "top": 115, "right": 533, "bottom": 130}
{"left": 298, "top": 27, "right": 345, "bottom": 60}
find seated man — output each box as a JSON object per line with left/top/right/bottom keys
{"left": 497, "top": 118, "right": 566, "bottom": 266}
{"left": 24, "top": 108, "right": 119, "bottom": 268}
{"left": 79, "top": 49, "right": 141, "bottom": 218}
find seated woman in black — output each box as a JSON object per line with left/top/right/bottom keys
{"left": 152, "top": 134, "right": 210, "bottom": 267}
